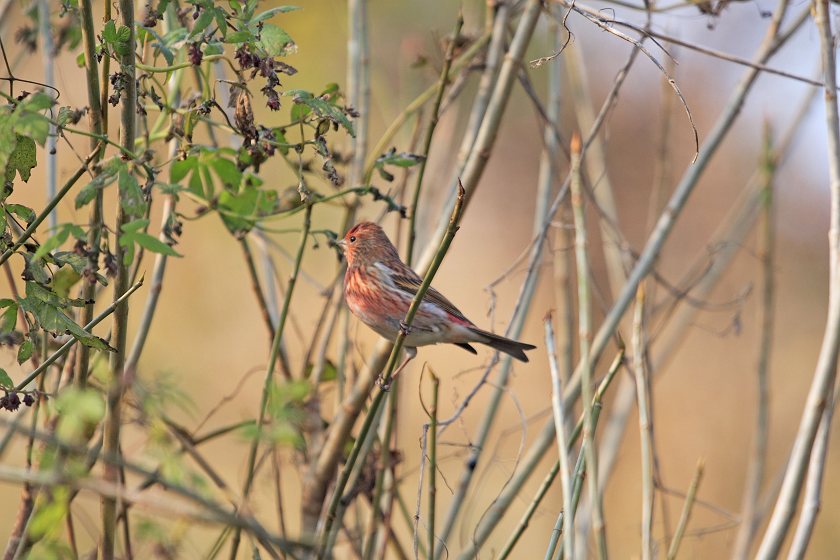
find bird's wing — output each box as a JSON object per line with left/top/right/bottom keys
{"left": 391, "top": 274, "right": 471, "bottom": 323}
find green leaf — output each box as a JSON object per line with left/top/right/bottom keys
{"left": 285, "top": 90, "right": 354, "bottom": 136}
{"left": 210, "top": 158, "right": 241, "bottom": 189}
{"left": 145, "top": 25, "right": 175, "bottom": 65}
{"left": 14, "top": 114, "right": 50, "bottom": 146}
{"left": 0, "top": 117, "right": 17, "bottom": 181}
{"left": 253, "top": 6, "right": 300, "bottom": 23}
{"left": 17, "top": 339, "right": 33, "bottom": 364}
{"left": 375, "top": 150, "right": 426, "bottom": 168}
{"left": 126, "top": 231, "right": 181, "bottom": 258}
{"left": 119, "top": 219, "right": 181, "bottom": 265}
{"left": 116, "top": 25, "right": 130, "bottom": 43}
{"left": 76, "top": 51, "right": 85, "bottom": 68}
{"left": 19, "top": 282, "right": 113, "bottom": 352}
{"left": 102, "top": 20, "right": 117, "bottom": 43}
{"left": 122, "top": 218, "right": 148, "bottom": 233}
{"left": 218, "top": 185, "right": 278, "bottom": 234}
{"left": 290, "top": 103, "right": 309, "bottom": 122}
{"left": 188, "top": 167, "right": 205, "bottom": 198}
{"left": 200, "top": 164, "right": 214, "bottom": 200}
{"left": 256, "top": 23, "right": 295, "bottom": 57}
{"left": 22, "top": 92, "right": 55, "bottom": 112}
{"left": 51, "top": 252, "right": 86, "bottom": 273}
{"left": 190, "top": 8, "right": 215, "bottom": 37}
{"left": 119, "top": 168, "right": 146, "bottom": 218}
{"left": 32, "top": 231, "right": 68, "bottom": 261}
{"left": 33, "top": 223, "right": 84, "bottom": 261}
{"left": 0, "top": 368, "right": 13, "bottom": 388}
{"left": 0, "top": 299, "right": 17, "bottom": 333}
{"left": 272, "top": 129, "right": 290, "bottom": 155}
{"left": 74, "top": 183, "right": 98, "bottom": 209}
{"left": 170, "top": 157, "right": 196, "bottom": 183}
{"left": 75, "top": 159, "right": 121, "bottom": 208}
{"left": 203, "top": 41, "right": 224, "bottom": 56}
{"left": 6, "top": 204, "right": 35, "bottom": 224}
{"left": 22, "top": 254, "right": 50, "bottom": 284}
{"left": 214, "top": 9, "right": 227, "bottom": 38}
{"left": 156, "top": 182, "right": 183, "bottom": 196}
{"left": 52, "top": 266, "right": 82, "bottom": 298}
{"left": 304, "top": 360, "right": 337, "bottom": 382}
{"left": 55, "top": 388, "right": 105, "bottom": 442}
{"left": 5, "top": 135, "right": 37, "bottom": 183}
{"left": 29, "top": 489, "right": 68, "bottom": 538}
{"left": 223, "top": 30, "right": 252, "bottom": 43}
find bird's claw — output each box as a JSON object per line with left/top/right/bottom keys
{"left": 399, "top": 321, "right": 411, "bottom": 336}
{"left": 377, "top": 375, "right": 391, "bottom": 392}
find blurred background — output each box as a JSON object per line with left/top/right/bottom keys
{"left": 1, "top": 0, "right": 838, "bottom": 557}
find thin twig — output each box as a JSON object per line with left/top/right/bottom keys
{"left": 554, "top": 0, "right": 699, "bottom": 161}
{"left": 126, "top": 43, "right": 185, "bottom": 372}
{"left": 362, "top": 33, "right": 492, "bottom": 184}
{"left": 415, "top": 0, "right": 542, "bottom": 277}
{"left": 732, "top": 123, "right": 776, "bottom": 560}
{"left": 427, "top": 372, "right": 440, "bottom": 560}
{"left": 406, "top": 11, "right": 464, "bottom": 267}
{"left": 756, "top": 2, "right": 840, "bottom": 555}
{"left": 667, "top": 460, "right": 705, "bottom": 560}
{"left": 632, "top": 287, "right": 654, "bottom": 560}
{"left": 569, "top": 131, "right": 606, "bottom": 559}
{"left": 787, "top": 385, "right": 837, "bottom": 558}
{"left": 545, "top": 314, "right": 575, "bottom": 559}
{"left": 37, "top": 0, "right": 57, "bottom": 230}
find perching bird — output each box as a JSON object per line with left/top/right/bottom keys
{"left": 338, "top": 221, "right": 536, "bottom": 378}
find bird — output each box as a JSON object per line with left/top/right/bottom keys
{"left": 337, "top": 221, "right": 536, "bottom": 380}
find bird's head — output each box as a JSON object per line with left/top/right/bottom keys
{"left": 338, "top": 221, "right": 399, "bottom": 266}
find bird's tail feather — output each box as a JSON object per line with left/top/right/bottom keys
{"left": 468, "top": 327, "right": 536, "bottom": 363}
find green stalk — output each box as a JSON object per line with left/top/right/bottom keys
{"left": 632, "top": 288, "right": 653, "bottom": 560}
{"left": 547, "top": 315, "right": 575, "bottom": 559}
{"left": 569, "top": 131, "right": 606, "bottom": 559}
{"left": 240, "top": 238, "right": 292, "bottom": 380}
{"left": 731, "top": 125, "right": 776, "bottom": 559}
{"left": 76, "top": 0, "right": 106, "bottom": 390}
{"left": 361, "top": 378, "right": 399, "bottom": 560}
{"left": 427, "top": 373, "right": 439, "bottom": 559}
{"left": 229, "top": 203, "right": 312, "bottom": 559}
{"left": 99, "top": 0, "right": 111, "bottom": 135}
{"left": 101, "top": 0, "right": 136, "bottom": 554}
{"left": 551, "top": 401, "right": 607, "bottom": 560}
{"left": 666, "top": 461, "right": 705, "bottom": 560}
{"left": 546, "top": 452, "right": 585, "bottom": 560}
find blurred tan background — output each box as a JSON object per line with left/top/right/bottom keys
{"left": 1, "top": 0, "right": 839, "bottom": 557}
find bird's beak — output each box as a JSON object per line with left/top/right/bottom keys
{"left": 336, "top": 239, "right": 347, "bottom": 251}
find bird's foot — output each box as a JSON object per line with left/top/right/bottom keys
{"left": 377, "top": 375, "right": 391, "bottom": 392}
{"left": 398, "top": 321, "right": 411, "bottom": 336}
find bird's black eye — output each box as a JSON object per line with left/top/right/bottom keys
{"left": 349, "top": 236, "right": 356, "bottom": 243}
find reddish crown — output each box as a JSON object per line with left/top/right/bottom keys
{"left": 342, "top": 222, "right": 400, "bottom": 266}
